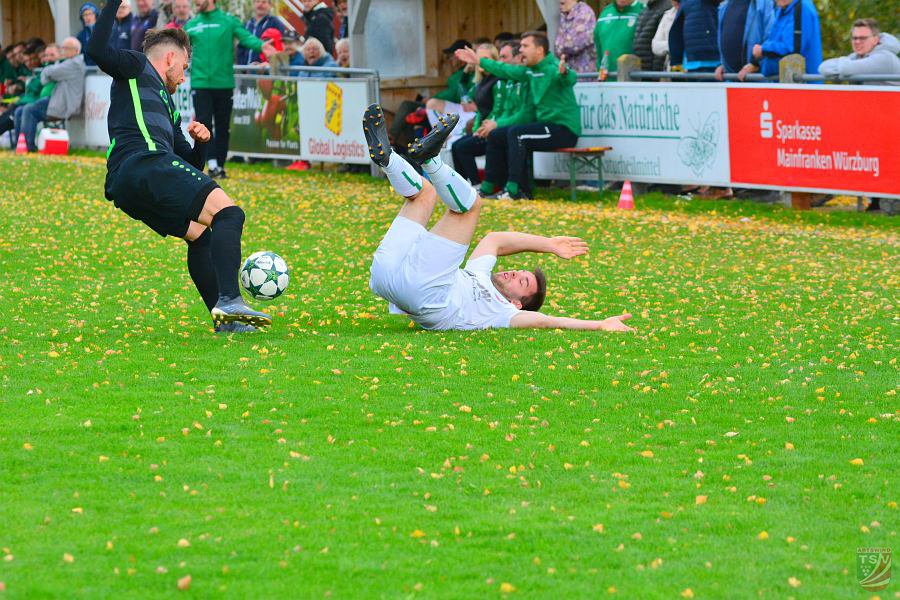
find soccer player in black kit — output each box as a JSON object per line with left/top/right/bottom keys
{"left": 87, "top": 0, "right": 270, "bottom": 332}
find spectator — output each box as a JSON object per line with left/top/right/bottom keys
{"left": 594, "top": 0, "right": 645, "bottom": 80}
{"left": 337, "top": 0, "right": 349, "bottom": 39}
{"left": 425, "top": 39, "right": 477, "bottom": 140}
{"left": 300, "top": 0, "right": 335, "bottom": 56}
{"left": 297, "top": 37, "right": 338, "bottom": 77}
{"left": 20, "top": 38, "right": 86, "bottom": 152}
{"left": 633, "top": 0, "right": 671, "bottom": 72}
{"left": 131, "top": 0, "right": 159, "bottom": 52}
{"left": 456, "top": 31, "right": 581, "bottom": 200}
{"left": 282, "top": 31, "right": 305, "bottom": 67}
{"left": 449, "top": 43, "right": 501, "bottom": 183}
{"left": 110, "top": 1, "right": 134, "bottom": 52}
{"left": 335, "top": 38, "right": 350, "bottom": 68}
{"left": 186, "top": 0, "right": 274, "bottom": 178}
{"left": 669, "top": 0, "right": 720, "bottom": 73}
{"left": 738, "top": 0, "right": 822, "bottom": 80}
{"left": 237, "top": 0, "right": 285, "bottom": 65}
{"left": 164, "top": 0, "right": 193, "bottom": 29}
{"left": 715, "top": 0, "right": 774, "bottom": 79}
{"left": 76, "top": 3, "right": 99, "bottom": 66}
{"left": 0, "top": 44, "right": 55, "bottom": 142}
{"left": 651, "top": 0, "right": 678, "bottom": 69}
{"left": 1, "top": 43, "right": 28, "bottom": 97}
{"left": 819, "top": 18, "right": 899, "bottom": 85}
{"left": 555, "top": 0, "right": 597, "bottom": 74}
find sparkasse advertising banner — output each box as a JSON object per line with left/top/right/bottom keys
{"left": 298, "top": 79, "right": 370, "bottom": 164}
{"left": 727, "top": 86, "right": 900, "bottom": 198}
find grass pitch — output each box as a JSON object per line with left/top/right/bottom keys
{"left": 0, "top": 153, "right": 896, "bottom": 598}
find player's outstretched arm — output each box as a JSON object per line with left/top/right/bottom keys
{"left": 87, "top": 0, "right": 144, "bottom": 79}
{"left": 510, "top": 312, "right": 634, "bottom": 332}
{"left": 470, "top": 232, "right": 588, "bottom": 260}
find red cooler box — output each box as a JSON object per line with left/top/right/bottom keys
{"left": 38, "top": 128, "right": 69, "bottom": 155}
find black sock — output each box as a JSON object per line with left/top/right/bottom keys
{"left": 209, "top": 205, "right": 245, "bottom": 301}
{"left": 186, "top": 228, "right": 218, "bottom": 312}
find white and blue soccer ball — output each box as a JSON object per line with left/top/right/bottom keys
{"left": 240, "top": 251, "right": 290, "bottom": 301}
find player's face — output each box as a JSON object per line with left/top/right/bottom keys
{"left": 164, "top": 49, "right": 189, "bottom": 94}
{"left": 519, "top": 37, "right": 542, "bottom": 66}
{"left": 492, "top": 270, "right": 539, "bottom": 308}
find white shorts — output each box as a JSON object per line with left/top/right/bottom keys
{"left": 369, "top": 216, "right": 468, "bottom": 324}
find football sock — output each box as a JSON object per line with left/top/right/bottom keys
{"left": 421, "top": 153, "right": 476, "bottom": 213}
{"left": 505, "top": 181, "right": 520, "bottom": 196}
{"left": 207, "top": 158, "right": 219, "bottom": 171}
{"left": 382, "top": 152, "right": 423, "bottom": 198}
{"left": 186, "top": 228, "right": 218, "bottom": 312}
{"left": 479, "top": 181, "right": 495, "bottom": 195}
{"left": 210, "top": 205, "right": 245, "bottom": 301}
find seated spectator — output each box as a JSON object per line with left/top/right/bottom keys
{"left": 494, "top": 32, "right": 517, "bottom": 50}
{"left": 819, "top": 18, "right": 900, "bottom": 85}
{"left": 669, "top": 0, "right": 719, "bottom": 73}
{"left": 300, "top": 0, "right": 335, "bottom": 55}
{"left": 449, "top": 43, "right": 502, "bottom": 183}
{"left": 738, "top": 0, "right": 822, "bottom": 80}
{"left": 594, "top": 0, "right": 645, "bottom": 80}
{"left": 651, "top": 0, "right": 678, "bottom": 69}
{"left": 1, "top": 42, "right": 29, "bottom": 98}
{"left": 555, "top": 0, "right": 597, "bottom": 74}
{"left": 20, "top": 38, "right": 85, "bottom": 152}
{"left": 111, "top": 2, "right": 133, "bottom": 52}
{"left": 238, "top": 0, "right": 285, "bottom": 65}
{"left": 633, "top": 0, "right": 671, "bottom": 72}
{"left": 76, "top": 3, "right": 98, "bottom": 66}
{"left": 297, "top": 37, "right": 338, "bottom": 77}
{"left": 456, "top": 31, "right": 581, "bottom": 200}
{"left": 130, "top": 0, "right": 159, "bottom": 52}
{"left": 335, "top": 38, "right": 350, "bottom": 68}
{"left": 425, "top": 39, "right": 477, "bottom": 137}
{"left": 0, "top": 44, "right": 55, "bottom": 145}
{"left": 164, "top": 0, "right": 193, "bottom": 29}
{"left": 715, "top": 0, "right": 774, "bottom": 79}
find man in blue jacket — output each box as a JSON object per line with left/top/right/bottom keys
{"left": 668, "top": 0, "right": 719, "bottom": 72}
{"left": 237, "top": 0, "right": 285, "bottom": 65}
{"left": 714, "top": 0, "right": 774, "bottom": 78}
{"left": 738, "top": 0, "right": 822, "bottom": 79}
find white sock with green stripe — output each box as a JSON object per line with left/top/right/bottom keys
{"left": 421, "top": 154, "right": 476, "bottom": 213}
{"left": 382, "top": 153, "right": 423, "bottom": 198}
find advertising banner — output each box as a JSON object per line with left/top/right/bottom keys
{"left": 727, "top": 85, "right": 900, "bottom": 198}
{"left": 229, "top": 75, "right": 300, "bottom": 158}
{"left": 533, "top": 82, "right": 731, "bottom": 186}
{"left": 298, "top": 79, "right": 370, "bottom": 164}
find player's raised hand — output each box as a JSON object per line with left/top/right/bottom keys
{"left": 454, "top": 46, "right": 479, "bottom": 65}
{"left": 597, "top": 314, "right": 634, "bottom": 332}
{"left": 187, "top": 120, "right": 211, "bottom": 143}
{"left": 549, "top": 236, "right": 588, "bottom": 259}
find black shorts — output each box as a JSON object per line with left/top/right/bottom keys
{"left": 105, "top": 151, "right": 220, "bottom": 238}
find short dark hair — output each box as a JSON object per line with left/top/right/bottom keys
{"left": 500, "top": 41, "right": 520, "bottom": 56}
{"left": 521, "top": 31, "right": 550, "bottom": 55}
{"left": 852, "top": 18, "right": 880, "bottom": 35}
{"left": 143, "top": 27, "right": 192, "bottom": 58}
{"left": 521, "top": 267, "right": 547, "bottom": 312}
{"left": 494, "top": 31, "right": 515, "bottom": 43}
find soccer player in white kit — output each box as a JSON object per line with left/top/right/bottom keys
{"left": 363, "top": 104, "right": 635, "bottom": 332}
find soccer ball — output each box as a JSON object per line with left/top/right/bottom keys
{"left": 240, "top": 251, "right": 290, "bottom": 301}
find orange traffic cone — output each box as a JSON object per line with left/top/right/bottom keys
{"left": 617, "top": 180, "right": 634, "bottom": 210}
{"left": 15, "top": 132, "right": 27, "bottom": 154}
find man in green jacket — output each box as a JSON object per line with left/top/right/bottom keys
{"left": 185, "top": 0, "right": 273, "bottom": 178}
{"left": 594, "top": 0, "right": 645, "bottom": 80}
{"left": 456, "top": 32, "right": 581, "bottom": 200}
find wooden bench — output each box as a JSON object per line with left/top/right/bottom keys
{"left": 557, "top": 146, "right": 612, "bottom": 201}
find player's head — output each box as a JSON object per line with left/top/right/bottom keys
{"left": 492, "top": 267, "right": 547, "bottom": 311}
{"left": 519, "top": 32, "right": 549, "bottom": 66}
{"left": 143, "top": 28, "right": 192, "bottom": 94}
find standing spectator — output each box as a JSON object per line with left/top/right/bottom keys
{"left": 819, "top": 19, "right": 900, "bottom": 85}
{"left": 555, "top": 0, "right": 597, "bottom": 74}
{"left": 633, "top": 0, "right": 671, "bottom": 71}
{"left": 456, "top": 32, "right": 581, "bottom": 200}
{"left": 297, "top": 37, "right": 338, "bottom": 77}
{"left": 110, "top": 1, "right": 134, "bottom": 52}
{"left": 186, "top": 0, "right": 274, "bottom": 178}
{"left": 715, "top": 0, "right": 774, "bottom": 79}
{"left": 300, "top": 0, "right": 335, "bottom": 56}
{"left": 594, "top": 0, "right": 645, "bottom": 80}
{"left": 651, "top": 0, "right": 678, "bottom": 69}
{"left": 337, "top": 0, "right": 349, "bottom": 39}
{"left": 131, "top": 0, "right": 160, "bottom": 52}
{"left": 164, "top": 0, "right": 193, "bottom": 29}
{"left": 738, "top": 0, "right": 822, "bottom": 79}
{"left": 77, "top": 3, "right": 99, "bottom": 66}
{"left": 20, "top": 38, "right": 86, "bottom": 152}
{"left": 335, "top": 38, "right": 350, "bottom": 68}
{"left": 237, "top": 0, "right": 285, "bottom": 65}
{"left": 668, "top": 0, "right": 720, "bottom": 73}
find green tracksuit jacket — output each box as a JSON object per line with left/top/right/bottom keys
{"left": 185, "top": 9, "right": 264, "bottom": 89}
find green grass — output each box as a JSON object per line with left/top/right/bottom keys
{"left": 0, "top": 153, "right": 896, "bottom": 598}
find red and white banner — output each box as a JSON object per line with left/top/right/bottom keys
{"left": 728, "top": 85, "right": 900, "bottom": 197}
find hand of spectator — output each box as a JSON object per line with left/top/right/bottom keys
{"left": 558, "top": 54, "right": 567, "bottom": 75}
{"left": 454, "top": 47, "right": 479, "bottom": 66}
{"left": 261, "top": 41, "right": 276, "bottom": 58}
{"left": 549, "top": 236, "right": 589, "bottom": 260}
{"left": 597, "top": 68, "right": 608, "bottom": 82}
{"left": 475, "top": 119, "right": 497, "bottom": 138}
{"left": 737, "top": 63, "right": 758, "bottom": 82}
{"left": 187, "top": 120, "right": 211, "bottom": 143}
{"left": 714, "top": 65, "right": 724, "bottom": 81}
{"left": 461, "top": 101, "right": 477, "bottom": 112}
{"left": 752, "top": 44, "right": 763, "bottom": 59}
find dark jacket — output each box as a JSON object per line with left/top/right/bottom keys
{"left": 236, "top": 14, "right": 285, "bottom": 64}
{"left": 633, "top": 0, "right": 672, "bottom": 71}
{"left": 111, "top": 15, "right": 133, "bottom": 52}
{"left": 130, "top": 9, "right": 158, "bottom": 52}
{"left": 302, "top": 3, "right": 335, "bottom": 55}
{"left": 472, "top": 75, "right": 499, "bottom": 121}
{"left": 669, "top": 0, "right": 720, "bottom": 68}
